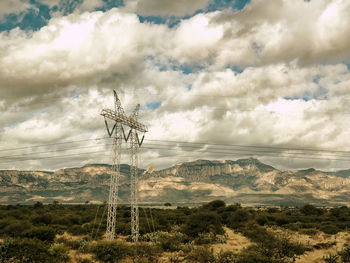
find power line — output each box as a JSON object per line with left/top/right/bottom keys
{"left": 2, "top": 135, "right": 350, "bottom": 156}
{"left": 0, "top": 136, "right": 109, "bottom": 152}
{"left": 2, "top": 140, "right": 350, "bottom": 162}
{"left": 2, "top": 138, "right": 350, "bottom": 163}
{"left": 2, "top": 143, "right": 350, "bottom": 166}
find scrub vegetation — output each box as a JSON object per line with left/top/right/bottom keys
{"left": 0, "top": 200, "right": 349, "bottom": 262}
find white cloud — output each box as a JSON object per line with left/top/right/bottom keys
{"left": 0, "top": 9, "right": 168, "bottom": 99}
{"left": 124, "top": 0, "right": 210, "bottom": 17}
{"left": 78, "top": 0, "right": 104, "bottom": 12}
{"left": 0, "top": 0, "right": 33, "bottom": 20}
{"left": 2, "top": 2, "right": 350, "bottom": 171}
{"left": 166, "top": 0, "right": 350, "bottom": 67}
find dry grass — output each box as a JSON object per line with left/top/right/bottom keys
{"left": 266, "top": 226, "right": 350, "bottom": 263}
{"left": 211, "top": 227, "right": 252, "bottom": 254}
{"left": 296, "top": 231, "right": 350, "bottom": 263}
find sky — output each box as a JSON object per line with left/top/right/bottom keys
{"left": 1, "top": 0, "right": 350, "bottom": 171}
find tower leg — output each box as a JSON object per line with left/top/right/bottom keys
{"left": 130, "top": 129, "right": 139, "bottom": 242}
{"left": 106, "top": 124, "right": 122, "bottom": 240}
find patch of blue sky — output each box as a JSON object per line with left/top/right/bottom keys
{"left": 138, "top": 0, "right": 251, "bottom": 26}
{"left": 146, "top": 56, "right": 205, "bottom": 75}
{"left": 0, "top": 1, "right": 50, "bottom": 32}
{"left": 207, "top": 0, "right": 251, "bottom": 12}
{"left": 344, "top": 62, "right": 350, "bottom": 71}
{"left": 226, "top": 65, "right": 244, "bottom": 73}
{"left": 312, "top": 74, "right": 322, "bottom": 84}
{"left": 284, "top": 87, "right": 328, "bottom": 102}
{"left": 146, "top": 101, "right": 161, "bottom": 110}
{"left": 6, "top": 120, "right": 25, "bottom": 128}
{"left": 138, "top": 15, "right": 182, "bottom": 28}
{"left": 95, "top": 0, "right": 124, "bottom": 12}
{"left": 175, "top": 64, "right": 205, "bottom": 75}
{"left": 0, "top": 0, "right": 124, "bottom": 32}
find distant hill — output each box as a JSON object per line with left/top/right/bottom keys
{"left": 0, "top": 158, "right": 349, "bottom": 206}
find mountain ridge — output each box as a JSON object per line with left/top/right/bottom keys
{"left": 0, "top": 158, "right": 349, "bottom": 206}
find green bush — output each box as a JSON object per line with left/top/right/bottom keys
{"left": 132, "top": 242, "right": 160, "bottom": 261}
{"left": 322, "top": 253, "right": 339, "bottom": 263}
{"left": 91, "top": 240, "right": 133, "bottom": 262}
{"left": 152, "top": 231, "right": 184, "bottom": 252}
{"left": 32, "top": 214, "right": 52, "bottom": 225}
{"left": 319, "top": 224, "right": 340, "bottom": 235}
{"left": 203, "top": 200, "right": 226, "bottom": 211}
{"left": 186, "top": 246, "right": 216, "bottom": 263}
{"left": 181, "top": 212, "right": 224, "bottom": 238}
{"left": 194, "top": 232, "right": 224, "bottom": 245}
{"left": 0, "top": 238, "right": 53, "bottom": 263}
{"left": 216, "top": 251, "right": 237, "bottom": 263}
{"left": 23, "top": 226, "right": 56, "bottom": 242}
{"left": 49, "top": 243, "right": 70, "bottom": 262}
{"left": 339, "top": 246, "right": 350, "bottom": 263}
{"left": 300, "top": 204, "right": 323, "bottom": 216}
{"left": 0, "top": 220, "right": 32, "bottom": 237}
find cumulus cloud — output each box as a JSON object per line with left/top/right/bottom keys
{"left": 79, "top": 0, "right": 104, "bottom": 12}
{"left": 0, "top": 9, "right": 168, "bottom": 99}
{"left": 0, "top": 0, "right": 33, "bottom": 20}
{"left": 124, "top": 0, "right": 210, "bottom": 17}
{"left": 167, "top": 0, "right": 350, "bottom": 67}
{"left": 1, "top": 1, "right": 350, "bottom": 171}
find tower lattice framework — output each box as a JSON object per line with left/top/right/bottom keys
{"left": 101, "top": 91, "right": 147, "bottom": 242}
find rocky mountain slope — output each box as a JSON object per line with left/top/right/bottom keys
{"left": 0, "top": 158, "right": 349, "bottom": 206}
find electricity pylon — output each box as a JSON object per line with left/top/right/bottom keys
{"left": 101, "top": 91, "right": 147, "bottom": 242}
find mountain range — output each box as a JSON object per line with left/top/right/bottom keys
{"left": 0, "top": 158, "right": 349, "bottom": 206}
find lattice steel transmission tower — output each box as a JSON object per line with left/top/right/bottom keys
{"left": 101, "top": 91, "right": 147, "bottom": 242}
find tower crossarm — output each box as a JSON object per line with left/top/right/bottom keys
{"left": 101, "top": 108, "right": 148, "bottom": 133}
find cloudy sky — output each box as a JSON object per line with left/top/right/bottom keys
{"left": 1, "top": 0, "right": 350, "bottom": 171}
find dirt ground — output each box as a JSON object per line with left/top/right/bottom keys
{"left": 296, "top": 231, "right": 350, "bottom": 263}
{"left": 211, "top": 227, "right": 252, "bottom": 254}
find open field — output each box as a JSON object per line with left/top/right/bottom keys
{"left": 0, "top": 201, "right": 349, "bottom": 262}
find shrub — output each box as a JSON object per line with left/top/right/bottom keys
{"left": 32, "top": 214, "right": 52, "bottom": 225}
{"left": 132, "top": 242, "right": 160, "bottom": 261}
{"left": 299, "top": 228, "right": 318, "bottom": 236}
{"left": 186, "top": 246, "right": 216, "bottom": 263}
{"left": 33, "top": 202, "right": 44, "bottom": 209}
{"left": 216, "top": 251, "right": 237, "bottom": 263}
{"left": 236, "top": 247, "right": 277, "bottom": 263}
{"left": 91, "top": 240, "right": 133, "bottom": 263}
{"left": 0, "top": 238, "right": 53, "bottom": 263}
{"left": 23, "top": 226, "right": 56, "bottom": 242}
{"left": 152, "top": 231, "right": 184, "bottom": 252}
{"left": 300, "top": 204, "right": 323, "bottom": 216}
{"left": 203, "top": 200, "right": 226, "bottom": 211}
{"left": 194, "top": 232, "right": 224, "bottom": 245}
{"left": 182, "top": 212, "right": 224, "bottom": 238}
{"left": 339, "top": 246, "right": 350, "bottom": 263}
{"left": 49, "top": 243, "right": 70, "bottom": 262}
{"left": 322, "top": 253, "right": 339, "bottom": 263}
{"left": 319, "top": 224, "right": 340, "bottom": 235}
{"left": 257, "top": 215, "right": 268, "bottom": 226}
{"left": 0, "top": 220, "right": 32, "bottom": 237}
{"left": 229, "top": 209, "right": 251, "bottom": 228}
